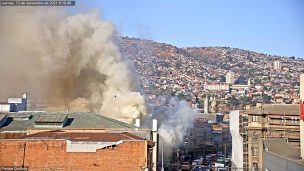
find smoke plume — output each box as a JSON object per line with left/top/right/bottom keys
{"left": 158, "top": 98, "right": 198, "bottom": 145}
{"left": 0, "top": 7, "right": 146, "bottom": 123}
{"left": 148, "top": 97, "right": 198, "bottom": 162}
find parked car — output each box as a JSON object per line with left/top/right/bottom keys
{"left": 191, "top": 166, "right": 210, "bottom": 171}
{"left": 214, "top": 158, "right": 225, "bottom": 168}
{"left": 192, "top": 159, "right": 203, "bottom": 166}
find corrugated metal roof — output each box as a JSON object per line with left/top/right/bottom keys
{"left": 24, "top": 130, "right": 154, "bottom": 146}
{"left": 11, "top": 113, "right": 31, "bottom": 118}
{"left": 36, "top": 113, "right": 67, "bottom": 123}
{"left": 25, "top": 131, "right": 144, "bottom": 142}
{"left": 0, "top": 112, "right": 136, "bottom": 131}
{"left": 0, "top": 114, "right": 7, "bottom": 122}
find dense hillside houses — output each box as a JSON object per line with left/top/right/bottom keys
{"left": 119, "top": 37, "right": 304, "bottom": 112}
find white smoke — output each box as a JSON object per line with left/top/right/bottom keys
{"left": 0, "top": 7, "right": 146, "bottom": 123}
{"left": 158, "top": 98, "right": 198, "bottom": 145}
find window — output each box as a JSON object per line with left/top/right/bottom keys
{"left": 253, "top": 148, "right": 259, "bottom": 156}
{"left": 290, "top": 117, "right": 293, "bottom": 123}
{"left": 253, "top": 163, "right": 258, "bottom": 170}
{"left": 252, "top": 115, "right": 258, "bottom": 122}
{"left": 281, "top": 116, "right": 285, "bottom": 123}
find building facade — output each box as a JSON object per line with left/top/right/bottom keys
{"left": 0, "top": 112, "right": 155, "bottom": 171}
{"left": 0, "top": 131, "right": 153, "bottom": 171}
{"left": 226, "top": 71, "right": 235, "bottom": 85}
{"left": 230, "top": 110, "right": 244, "bottom": 169}
{"left": 273, "top": 61, "right": 282, "bottom": 70}
{"left": 204, "top": 84, "right": 230, "bottom": 91}
{"left": 245, "top": 104, "right": 300, "bottom": 170}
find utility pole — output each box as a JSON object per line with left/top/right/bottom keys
{"left": 161, "top": 143, "right": 164, "bottom": 171}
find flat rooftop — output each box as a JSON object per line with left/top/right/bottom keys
{"left": 263, "top": 138, "right": 304, "bottom": 166}
{"left": 264, "top": 138, "right": 300, "bottom": 159}
{"left": 246, "top": 104, "right": 300, "bottom": 115}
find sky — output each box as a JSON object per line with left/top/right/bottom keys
{"left": 75, "top": 0, "right": 304, "bottom": 58}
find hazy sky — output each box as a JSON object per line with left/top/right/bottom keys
{"left": 76, "top": 0, "right": 304, "bottom": 58}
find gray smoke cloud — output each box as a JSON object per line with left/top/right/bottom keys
{"left": 158, "top": 98, "right": 198, "bottom": 145}
{"left": 147, "top": 97, "right": 199, "bottom": 162}
{"left": 0, "top": 7, "right": 146, "bottom": 123}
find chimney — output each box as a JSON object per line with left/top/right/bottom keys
{"left": 135, "top": 119, "right": 140, "bottom": 128}
{"left": 22, "top": 93, "right": 27, "bottom": 111}
{"left": 204, "top": 97, "right": 209, "bottom": 114}
{"left": 151, "top": 119, "right": 158, "bottom": 171}
{"left": 152, "top": 119, "right": 157, "bottom": 131}
{"left": 300, "top": 74, "right": 304, "bottom": 159}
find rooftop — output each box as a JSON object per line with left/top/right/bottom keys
{"left": 0, "top": 114, "right": 7, "bottom": 122}
{"left": 263, "top": 138, "right": 304, "bottom": 166}
{"left": 25, "top": 130, "right": 149, "bottom": 143}
{"left": 246, "top": 104, "right": 300, "bottom": 115}
{"left": 264, "top": 138, "right": 300, "bottom": 159}
{"left": 0, "top": 112, "right": 137, "bottom": 131}
{"left": 36, "top": 113, "right": 67, "bottom": 123}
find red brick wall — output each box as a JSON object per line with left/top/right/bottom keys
{"left": 0, "top": 140, "right": 148, "bottom": 171}
{"left": 0, "top": 132, "right": 26, "bottom": 139}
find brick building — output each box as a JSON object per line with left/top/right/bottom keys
{"left": 0, "top": 112, "right": 155, "bottom": 171}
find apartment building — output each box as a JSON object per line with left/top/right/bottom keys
{"left": 245, "top": 104, "right": 300, "bottom": 170}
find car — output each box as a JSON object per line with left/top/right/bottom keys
{"left": 216, "top": 151, "right": 224, "bottom": 156}
{"left": 217, "top": 155, "right": 224, "bottom": 159}
{"left": 217, "top": 168, "right": 228, "bottom": 171}
{"left": 181, "top": 162, "right": 191, "bottom": 171}
{"left": 191, "top": 166, "right": 210, "bottom": 171}
{"left": 214, "top": 158, "right": 225, "bottom": 168}
{"left": 202, "top": 160, "right": 210, "bottom": 166}
{"left": 192, "top": 159, "right": 203, "bottom": 166}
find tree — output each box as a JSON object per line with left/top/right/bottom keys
{"left": 230, "top": 96, "right": 239, "bottom": 107}
{"left": 254, "top": 78, "right": 261, "bottom": 84}
{"left": 262, "top": 94, "right": 271, "bottom": 104}
{"left": 219, "top": 75, "right": 226, "bottom": 83}
{"left": 240, "top": 96, "right": 250, "bottom": 104}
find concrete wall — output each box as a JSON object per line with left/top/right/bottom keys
{"left": 264, "top": 150, "right": 304, "bottom": 171}
{"left": 229, "top": 110, "right": 243, "bottom": 169}
{"left": 66, "top": 140, "right": 123, "bottom": 152}
{"left": 0, "top": 139, "right": 149, "bottom": 171}
{"left": 0, "top": 104, "right": 11, "bottom": 112}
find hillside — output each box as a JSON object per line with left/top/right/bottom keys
{"left": 118, "top": 36, "right": 304, "bottom": 106}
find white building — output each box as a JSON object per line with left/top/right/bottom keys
{"left": 204, "top": 84, "right": 229, "bottom": 91}
{"left": 204, "top": 97, "right": 209, "bottom": 114}
{"left": 226, "top": 71, "right": 235, "bottom": 84}
{"left": 0, "top": 93, "right": 27, "bottom": 112}
{"left": 273, "top": 61, "right": 282, "bottom": 70}
{"left": 230, "top": 110, "right": 244, "bottom": 169}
